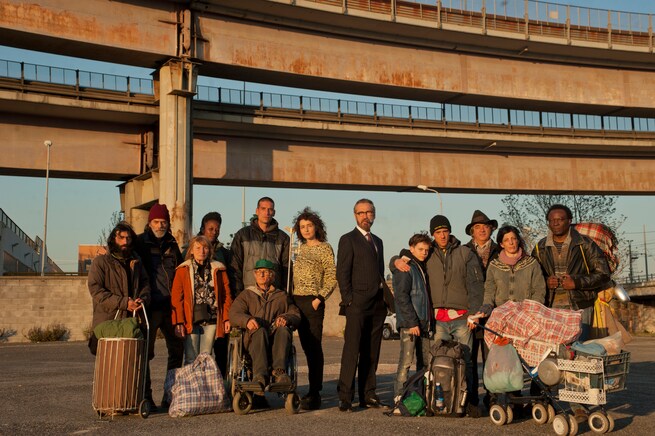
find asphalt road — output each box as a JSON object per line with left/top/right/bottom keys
{"left": 1, "top": 336, "right": 653, "bottom": 435}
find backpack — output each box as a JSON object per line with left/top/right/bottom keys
{"left": 572, "top": 222, "right": 619, "bottom": 274}
{"left": 425, "top": 340, "right": 467, "bottom": 417}
{"left": 387, "top": 368, "right": 428, "bottom": 417}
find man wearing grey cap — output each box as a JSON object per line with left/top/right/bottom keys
{"left": 393, "top": 215, "right": 484, "bottom": 417}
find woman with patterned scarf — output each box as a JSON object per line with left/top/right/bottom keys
{"left": 171, "top": 235, "right": 232, "bottom": 365}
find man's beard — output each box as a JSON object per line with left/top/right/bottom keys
{"left": 152, "top": 229, "right": 166, "bottom": 239}
{"left": 119, "top": 245, "right": 132, "bottom": 257}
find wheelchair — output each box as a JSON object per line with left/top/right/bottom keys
{"left": 225, "top": 327, "right": 300, "bottom": 415}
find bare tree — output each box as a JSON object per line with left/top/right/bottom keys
{"left": 97, "top": 211, "right": 124, "bottom": 247}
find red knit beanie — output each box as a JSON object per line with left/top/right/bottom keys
{"left": 148, "top": 203, "right": 170, "bottom": 222}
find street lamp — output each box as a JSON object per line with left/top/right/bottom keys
{"left": 417, "top": 185, "right": 443, "bottom": 214}
{"left": 41, "top": 140, "right": 52, "bottom": 276}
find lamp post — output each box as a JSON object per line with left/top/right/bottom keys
{"left": 417, "top": 185, "right": 443, "bottom": 214}
{"left": 41, "top": 140, "right": 52, "bottom": 276}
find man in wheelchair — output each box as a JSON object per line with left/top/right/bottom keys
{"left": 230, "top": 259, "right": 301, "bottom": 389}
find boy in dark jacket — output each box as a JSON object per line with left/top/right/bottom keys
{"left": 392, "top": 233, "right": 433, "bottom": 399}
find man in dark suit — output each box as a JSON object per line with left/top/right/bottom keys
{"left": 336, "top": 199, "right": 388, "bottom": 412}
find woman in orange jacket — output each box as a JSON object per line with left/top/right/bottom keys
{"left": 171, "top": 235, "right": 232, "bottom": 365}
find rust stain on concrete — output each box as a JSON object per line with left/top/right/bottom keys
{"left": 1, "top": 2, "right": 171, "bottom": 50}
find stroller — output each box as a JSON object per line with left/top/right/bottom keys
{"left": 477, "top": 300, "right": 629, "bottom": 435}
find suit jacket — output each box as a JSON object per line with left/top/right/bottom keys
{"left": 337, "top": 228, "right": 384, "bottom": 311}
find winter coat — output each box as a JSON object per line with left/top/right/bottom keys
{"left": 425, "top": 236, "right": 484, "bottom": 313}
{"left": 88, "top": 253, "right": 151, "bottom": 329}
{"left": 170, "top": 259, "right": 232, "bottom": 338}
{"left": 134, "top": 229, "right": 183, "bottom": 306}
{"left": 483, "top": 254, "right": 547, "bottom": 309}
{"left": 392, "top": 254, "right": 432, "bottom": 335}
{"left": 229, "top": 285, "right": 300, "bottom": 344}
{"left": 532, "top": 228, "right": 611, "bottom": 310}
{"left": 464, "top": 239, "right": 502, "bottom": 279}
{"left": 230, "top": 218, "right": 290, "bottom": 295}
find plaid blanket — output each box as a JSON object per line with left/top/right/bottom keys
{"left": 573, "top": 222, "right": 619, "bottom": 274}
{"left": 484, "top": 300, "right": 581, "bottom": 355}
{"left": 166, "top": 353, "right": 230, "bottom": 417}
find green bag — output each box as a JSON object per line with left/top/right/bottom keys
{"left": 402, "top": 391, "right": 427, "bottom": 417}
{"left": 94, "top": 315, "right": 143, "bottom": 339}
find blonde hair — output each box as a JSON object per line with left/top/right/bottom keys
{"left": 185, "top": 235, "right": 212, "bottom": 261}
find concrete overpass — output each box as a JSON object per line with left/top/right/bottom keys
{"left": 1, "top": 0, "right": 655, "bottom": 243}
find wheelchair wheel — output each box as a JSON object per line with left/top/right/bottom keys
{"left": 285, "top": 392, "right": 300, "bottom": 414}
{"left": 289, "top": 345, "right": 298, "bottom": 385}
{"left": 226, "top": 332, "right": 242, "bottom": 398}
{"left": 233, "top": 391, "right": 253, "bottom": 415}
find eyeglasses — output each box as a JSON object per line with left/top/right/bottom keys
{"left": 355, "top": 211, "right": 375, "bottom": 217}
{"left": 254, "top": 269, "right": 273, "bottom": 275}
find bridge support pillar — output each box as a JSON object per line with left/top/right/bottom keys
{"left": 119, "top": 59, "right": 197, "bottom": 246}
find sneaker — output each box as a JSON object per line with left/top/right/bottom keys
{"left": 300, "top": 393, "right": 321, "bottom": 410}
{"left": 272, "top": 368, "right": 292, "bottom": 385}
{"left": 466, "top": 403, "right": 481, "bottom": 418}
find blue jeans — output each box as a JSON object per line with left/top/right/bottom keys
{"left": 394, "top": 329, "right": 431, "bottom": 398}
{"left": 434, "top": 318, "right": 475, "bottom": 405}
{"left": 184, "top": 323, "right": 217, "bottom": 365}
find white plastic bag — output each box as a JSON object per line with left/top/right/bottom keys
{"left": 483, "top": 342, "right": 524, "bottom": 393}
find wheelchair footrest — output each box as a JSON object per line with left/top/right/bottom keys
{"left": 237, "top": 381, "right": 264, "bottom": 392}
{"left": 267, "top": 382, "right": 294, "bottom": 393}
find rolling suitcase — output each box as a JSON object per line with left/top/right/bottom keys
{"left": 92, "top": 307, "right": 150, "bottom": 419}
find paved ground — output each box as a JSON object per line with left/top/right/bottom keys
{"left": 0, "top": 336, "right": 653, "bottom": 435}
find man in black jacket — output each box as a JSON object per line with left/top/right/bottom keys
{"left": 135, "top": 203, "right": 184, "bottom": 410}
{"left": 336, "top": 199, "right": 388, "bottom": 412}
{"left": 532, "top": 204, "right": 611, "bottom": 419}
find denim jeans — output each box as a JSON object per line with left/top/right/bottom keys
{"left": 394, "top": 329, "right": 431, "bottom": 398}
{"left": 184, "top": 323, "right": 217, "bottom": 365}
{"left": 434, "top": 318, "right": 474, "bottom": 405}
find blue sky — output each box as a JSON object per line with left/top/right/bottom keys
{"left": 1, "top": 0, "right": 655, "bottom": 276}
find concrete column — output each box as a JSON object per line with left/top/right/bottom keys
{"left": 156, "top": 59, "right": 197, "bottom": 247}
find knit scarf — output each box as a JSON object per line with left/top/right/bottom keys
{"left": 499, "top": 248, "right": 523, "bottom": 266}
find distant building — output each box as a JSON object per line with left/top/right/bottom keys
{"left": 78, "top": 244, "right": 105, "bottom": 274}
{"left": 0, "top": 208, "right": 61, "bottom": 275}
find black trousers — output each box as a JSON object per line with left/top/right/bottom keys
{"left": 294, "top": 295, "right": 326, "bottom": 395}
{"left": 337, "top": 294, "right": 386, "bottom": 403}
{"left": 145, "top": 303, "right": 184, "bottom": 400}
{"left": 213, "top": 336, "right": 228, "bottom": 377}
{"left": 470, "top": 326, "right": 489, "bottom": 406}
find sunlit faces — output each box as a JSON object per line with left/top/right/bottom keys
{"left": 547, "top": 209, "right": 571, "bottom": 237}
{"left": 202, "top": 220, "right": 220, "bottom": 242}
{"left": 354, "top": 202, "right": 375, "bottom": 232}
{"left": 115, "top": 230, "right": 132, "bottom": 255}
{"left": 191, "top": 240, "right": 210, "bottom": 263}
{"left": 298, "top": 219, "right": 316, "bottom": 242}
{"left": 254, "top": 268, "right": 275, "bottom": 288}
{"left": 433, "top": 228, "right": 450, "bottom": 249}
{"left": 409, "top": 242, "right": 430, "bottom": 261}
{"left": 500, "top": 231, "right": 520, "bottom": 255}
{"left": 471, "top": 223, "right": 492, "bottom": 244}
{"left": 256, "top": 200, "right": 275, "bottom": 226}
{"left": 149, "top": 218, "right": 169, "bottom": 238}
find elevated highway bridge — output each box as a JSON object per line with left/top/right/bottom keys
{"left": 1, "top": 0, "right": 654, "bottom": 242}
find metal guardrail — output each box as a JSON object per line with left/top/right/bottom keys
{"left": 0, "top": 208, "right": 39, "bottom": 252}
{"left": 299, "top": 0, "right": 654, "bottom": 50}
{"left": 2, "top": 58, "right": 655, "bottom": 134}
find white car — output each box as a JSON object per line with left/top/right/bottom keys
{"left": 382, "top": 313, "right": 398, "bottom": 340}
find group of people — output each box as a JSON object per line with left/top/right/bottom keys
{"left": 87, "top": 196, "right": 610, "bottom": 417}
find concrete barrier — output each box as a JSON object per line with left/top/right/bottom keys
{"left": 0, "top": 276, "right": 92, "bottom": 343}
{"left": 0, "top": 276, "right": 347, "bottom": 343}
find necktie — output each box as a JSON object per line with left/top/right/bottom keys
{"left": 366, "top": 233, "right": 377, "bottom": 255}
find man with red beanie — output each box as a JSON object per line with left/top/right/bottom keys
{"left": 135, "top": 202, "right": 184, "bottom": 411}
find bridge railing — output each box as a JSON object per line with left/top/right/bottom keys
{"left": 3, "top": 58, "right": 655, "bottom": 134}
{"left": 299, "top": 0, "right": 654, "bottom": 49}
{"left": 0, "top": 59, "right": 154, "bottom": 95}
{"left": 0, "top": 208, "right": 39, "bottom": 252}
{"left": 195, "top": 84, "right": 655, "bottom": 133}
